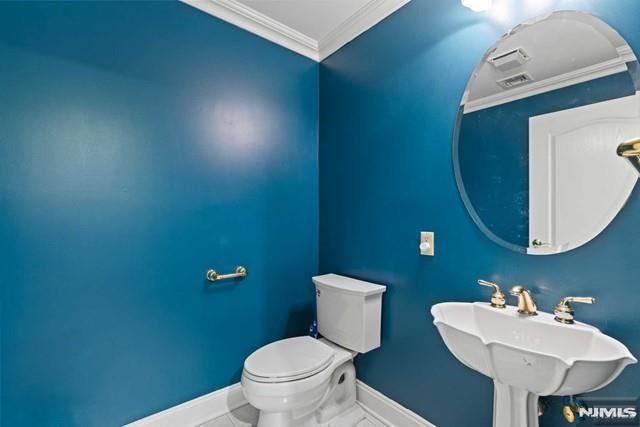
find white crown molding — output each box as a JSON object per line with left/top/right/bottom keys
{"left": 180, "top": 0, "right": 411, "bottom": 62}
{"left": 463, "top": 56, "right": 633, "bottom": 113}
{"left": 318, "top": 0, "right": 411, "bottom": 61}
{"left": 617, "top": 44, "right": 637, "bottom": 63}
{"left": 181, "top": 0, "right": 319, "bottom": 61}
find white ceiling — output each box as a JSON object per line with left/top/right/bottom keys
{"left": 182, "top": 0, "right": 410, "bottom": 61}
{"left": 237, "top": 0, "right": 372, "bottom": 42}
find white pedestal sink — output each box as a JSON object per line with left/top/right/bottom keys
{"left": 431, "top": 302, "right": 636, "bottom": 427}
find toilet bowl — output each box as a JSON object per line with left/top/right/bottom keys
{"left": 241, "top": 337, "right": 357, "bottom": 427}
{"left": 241, "top": 274, "right": 386, "bottom": 427}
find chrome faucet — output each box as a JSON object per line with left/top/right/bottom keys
{"left": 509, "top": 285, "right": 538, "bottom": 315}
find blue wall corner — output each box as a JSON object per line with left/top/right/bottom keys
{"left": 319, "top": 1, "right": 640, "bottom": 426}
{"left": 0, "top": 2, "right": 319, "bottom": 426}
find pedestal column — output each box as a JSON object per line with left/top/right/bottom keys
{"left": 493, "top": 381, "right": 539, "bottom": 427}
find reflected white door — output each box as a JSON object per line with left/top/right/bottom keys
{"left": 528, "top": 92, "right": 640, "bottom": 255}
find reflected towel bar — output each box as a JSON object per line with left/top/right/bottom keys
{"left": 206, "top": 266, "right": 247, "bottom": 282}
{"left": 617, "top": 138, "right": 640, "bottom": 157}
{"left": 617, "top": 138, "right": 640, "bottom": 174}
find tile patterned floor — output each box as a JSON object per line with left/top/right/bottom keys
{"left": 197, "top": 403, "right": 259, "bottom": 427}
{"left": 197, "top": 403, "right": 388, "bottom": 427}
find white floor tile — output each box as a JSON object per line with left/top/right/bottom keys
{"left": 228, "top": 404, "right": 259, "bottom": 427}
{"left": 197, "top": 414, "right": 236, "bottom": 427}
{"left": 358, "top": 412, "right": 388, "bottom": 427}
{"left": 198, "top": 403, "right": 389, "bottom": 427}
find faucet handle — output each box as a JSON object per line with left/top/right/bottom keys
{"left": 554, "top": 296, "right": 596, "bottom": 324}
{"left": 478, "top": 279, "right": 506, "bottom": 308}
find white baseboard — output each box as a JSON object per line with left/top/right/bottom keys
{"left": 356, "top": 380, "right": 436, "bottom": 427}
{"left": 123, "top": 383, "right": 246, "bottom": 427}
{"left": 124, "top": 380, "right": 436, "bottom": 427}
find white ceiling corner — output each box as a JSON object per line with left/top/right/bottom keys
{"left": 181, "top": 0, "right": 411, "bottom": 61}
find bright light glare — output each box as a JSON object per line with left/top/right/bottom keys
{"left": 461, "top": 0, "right": 493, "bottom": 12}
{"left": 524, "top": 0, "right": 555, "bottom": 14}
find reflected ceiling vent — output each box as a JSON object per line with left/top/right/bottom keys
{"left": 489, "top": 47, "right": 530, "bottom": 72}
{"left": 496, "top": 72, "right": 534, "bottom": 89}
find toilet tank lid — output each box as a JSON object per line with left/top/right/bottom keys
{"left": 312, "top": 274, "right": 386, "bottom": 297}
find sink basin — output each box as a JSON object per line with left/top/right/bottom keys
{"left": 431, "top": 302, "right": 636, "bottom": 427}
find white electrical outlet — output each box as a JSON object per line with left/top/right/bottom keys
{"left": 420, "top": 231, "right": 435, "bottom": 256}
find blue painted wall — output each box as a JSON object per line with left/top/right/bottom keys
{"left": 458, "top": 70, "right": 637, "bottom": 248}
{"left": 0, "top": 2, "right": 318, "bottom": 426}
{"left": 319, "top": 1, "right": 640, "bottom": 426}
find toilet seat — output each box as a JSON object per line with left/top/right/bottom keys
{"left": 243, "top": 336, "right": 335, "bottom": 383}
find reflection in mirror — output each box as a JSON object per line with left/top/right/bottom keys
{"left": 453, "top": 11, "right": 640, "bottom": 255}
{"left": 618, "top": 137, "right": 640, "bottom": 174}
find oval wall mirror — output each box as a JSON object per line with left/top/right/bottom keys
{"left": 454, "top": 10, "right": 640, "bottom": 255}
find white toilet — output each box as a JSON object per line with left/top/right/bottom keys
{"left": 241, "top": 274, "right": 386, "bottom": 427}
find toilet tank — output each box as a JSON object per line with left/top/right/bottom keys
{"left": 312, "top": 274, "right": 386, "bottom": 353}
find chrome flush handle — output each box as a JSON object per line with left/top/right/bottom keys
{"left": 478, "top": 279, "right": 506, "bottom": 308}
